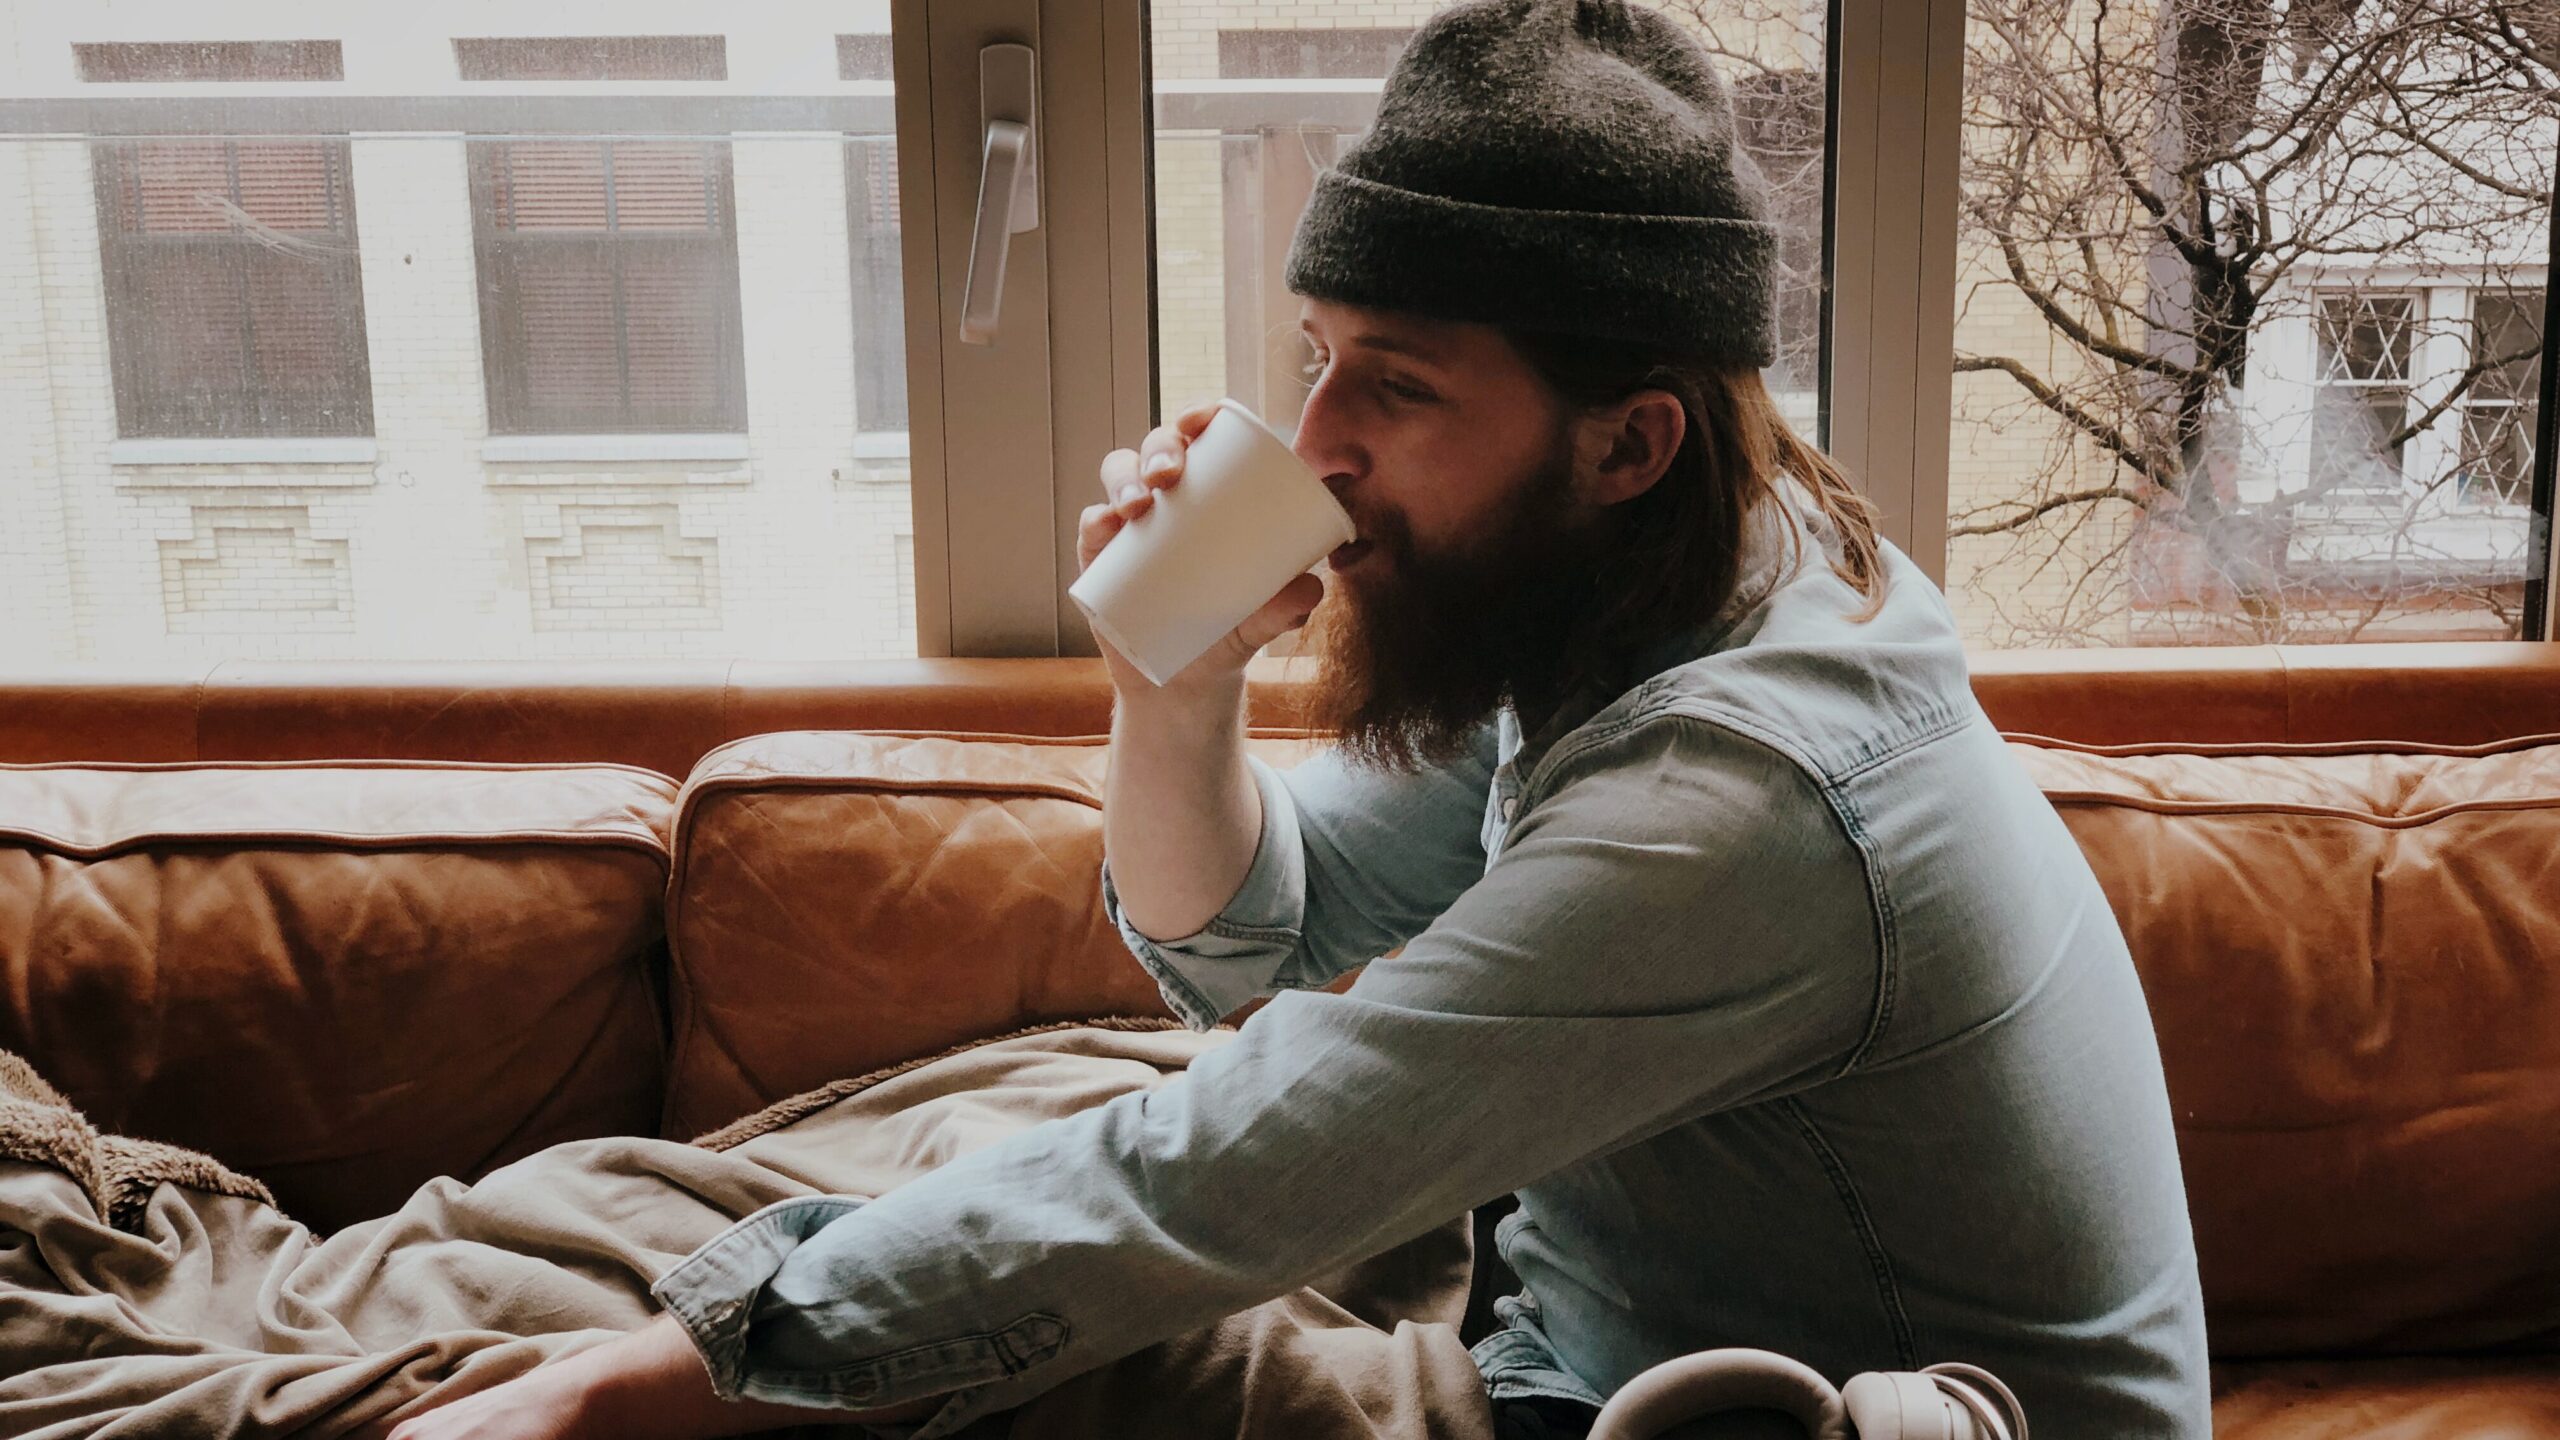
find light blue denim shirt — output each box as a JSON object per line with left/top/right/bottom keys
{"left": 653, "top": 484, "right": 2212, "bottom": 1438}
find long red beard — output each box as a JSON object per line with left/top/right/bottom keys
{"left": 1300, "top": 456, "right": 1613, "bottom": 772}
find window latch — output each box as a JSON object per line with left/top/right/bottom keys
{"left": 959, "top": 42, "right": 1039, "bottom": 346}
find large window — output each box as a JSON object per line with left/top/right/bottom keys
{"left": 4, "top": 2, "right": 2554, "bottom": 673}
{"left": 92, "top": 139, "right": 374, "bottom": 439}
{"left": 1950, "top": 0, "right": 2554, "bottom": 646}
{"left": 467, "top": 140, "right": 748, "bottom": 435}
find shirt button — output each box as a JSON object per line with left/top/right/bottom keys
{"left": 1500, "top": 796, "right": 1519, "bottom": 822}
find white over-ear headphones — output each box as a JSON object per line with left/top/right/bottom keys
{"left": 1586, "top": 1349, "right": 2027, "bottom": 1440}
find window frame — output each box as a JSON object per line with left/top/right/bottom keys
{"left": 1822, "top": 0, "right": 1964, "bottom": 590}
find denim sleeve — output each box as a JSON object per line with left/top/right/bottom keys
{"left": 1101, "top": 720, "right": 1501, "bottom": 1028}
{"left": 650, "top": 716, "right": 1881, "bottom": 1437}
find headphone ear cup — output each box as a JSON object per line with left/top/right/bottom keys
{"left": 1589, "top": 1348, "right": 1850, "bottom": 1440}
{"left": 1842, "top": 1372, "right": 1956, "bottom": 1440}
{"left": 1844, "top": 1370, "right": 2027, "bottom": 1440}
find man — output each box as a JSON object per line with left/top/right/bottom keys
{"left": 391, "top": 2, "right": 2210, "bottom": 1436}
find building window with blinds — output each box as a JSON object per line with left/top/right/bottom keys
{"left": 91, "top": 139, "right": 373, "bottom": 438}
{"left": 466, "top": 140, "right": 748, "bottom": 435}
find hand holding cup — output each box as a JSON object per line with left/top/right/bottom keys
{"left": 1075, "top": 400, "right": 1349, "bottom": 696}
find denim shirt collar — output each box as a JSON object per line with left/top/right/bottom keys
{"left": 1504, "top": 477, "right": 1833, "bottom": 786}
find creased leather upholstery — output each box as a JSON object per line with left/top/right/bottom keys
{"left": 659, "top": 730, "right": 1317, "bottom": 1138}
{"left": 10, "top": 652, "right": 2560, "bottom": 1429}
{"left": 0, "top": 759, "right": 679, "bottom": 1232}
{"left": 2212, "top": 1356, "right": 2560, "bottom": 1437}
{"left": 2013, "top": 734, "right": 2560, "bottom": 1361}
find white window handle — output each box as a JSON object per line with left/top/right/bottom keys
{"left": 959, "top": 43, "right": 1038, "bottom": 346}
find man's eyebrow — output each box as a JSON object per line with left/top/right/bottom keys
{"left": 1300, "top": 323, "right": 1450, "bottom": 365}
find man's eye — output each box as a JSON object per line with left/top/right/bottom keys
{"left": 1380, "top": 377, "right": 1434, "bottom": 402}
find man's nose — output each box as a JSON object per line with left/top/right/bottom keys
{"left": 1291, "top": 381, "right": 1360, "bottom": 490}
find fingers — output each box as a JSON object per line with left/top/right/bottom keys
{"left": 1133, "top": 427, "right": 1184, "bottom": 492}
{"left": 1135, "top": 401, "right": 1220, "bottom": 496}
{"left": 1172, "top": 399, "right": 1221, "bottom": 438}
{"left": 1080, "top": 401, "right": 1238, "bottom": 579}
{"left": 1100, "top": 403, "right": 1219, "bottom": 511}
{"left": 1076, "top": 500, "right": 1127, "bottom": 571}
{"left": 1098, "top": 446, "right": 1140, "bottom": 502}
{"left": 1090, "top": 448, "right": 1157, "bottom": 551}
{"left": 1226, "top": 571, "right": 1327, "bottom": 656}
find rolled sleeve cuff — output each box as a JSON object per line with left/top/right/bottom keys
{"left": 1100, "top": 755, "right": 1311, "bottom": 1031}
{"left": 650, "top": 1196, "right": 1001, "bottom": 1440}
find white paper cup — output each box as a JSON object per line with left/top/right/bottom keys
{"left": 1071, "top": 399, "right": 1356, "bottom": 687}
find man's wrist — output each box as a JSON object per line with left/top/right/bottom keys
{"left": 548, "top": 1314, "right": 936, "bottom": 1438}
{"left": 1112, "top": 671, "right": 1248, "bottom": 738}
{"left": 563, "top": 1318, "right": 703, "bottom": 1431}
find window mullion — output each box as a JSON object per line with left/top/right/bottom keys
{"left": 1041, "top": 0, "right": 1153, "bottom": 659}
{"left": 902, "top": 0, "right": 1061, "bottom": 658}
{"left": 1829, "top": 0, "right": 1964, "bottom": 583}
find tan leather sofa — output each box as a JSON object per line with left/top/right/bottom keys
{"left": 5, "top": 645, "right": 2559, "bottom": 1435}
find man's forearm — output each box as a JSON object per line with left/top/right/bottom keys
{"left": 1103, "top": 679, "right": 1265, "bottom": 942}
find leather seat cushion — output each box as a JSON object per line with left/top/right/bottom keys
{"left": 0, "top": 760, "right": 679, "bottom": 1231}
{"left": 2012, "top": 735, "right": 2560, "bottom": 1358}
{"left": 659, "top": 730, "right": 1316, "bottom": 1138}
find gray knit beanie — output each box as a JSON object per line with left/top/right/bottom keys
{"left": 1282, "top": 0, "right": 1779, "bottom": 366}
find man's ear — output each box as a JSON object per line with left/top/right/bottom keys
{"left": 1571, "top": 389, "right": 1685, "bottom": 508}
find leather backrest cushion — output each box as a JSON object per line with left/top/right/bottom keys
{"left": 660, "top": 730, "right": 1317, "bottom": 1138}
{"left": 0, "top": 760, "right": 679, "bottom": 1232}
{"left": 2011, "top": 734, "right": 2560, "bottom": 1358}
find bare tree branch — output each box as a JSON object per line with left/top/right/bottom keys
{"left": 2383, "top": 341, "right": 2547, "bottom": 451}
{"left": 1956, "top": 353, "right": 2170, "bottom": 484}
{"left": 1950, "top": 482, "right": 2145, "bottom": 537}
